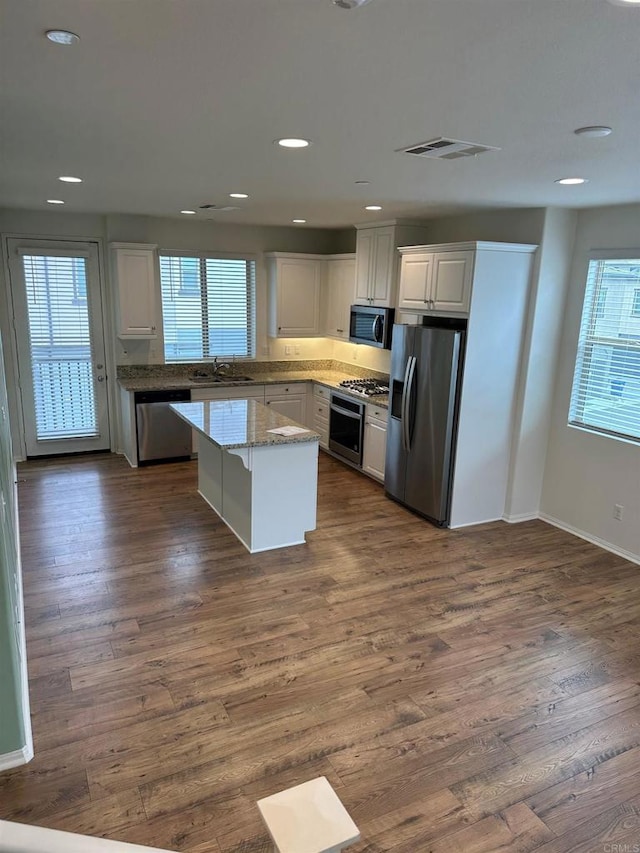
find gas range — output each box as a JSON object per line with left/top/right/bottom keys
{"left": 338, "top": 378, "right": 390, "bottom": 398}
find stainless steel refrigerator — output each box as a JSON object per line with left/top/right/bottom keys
{"left": 385, "top": 321, "right": 466, "bottom": 527}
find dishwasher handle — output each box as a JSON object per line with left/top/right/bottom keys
{"left": 134, "top": 388, "right": 191, "bottom": 405}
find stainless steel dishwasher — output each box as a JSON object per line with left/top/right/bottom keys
{"left": 135, "top": 389, "right": 193, "bottom": 464}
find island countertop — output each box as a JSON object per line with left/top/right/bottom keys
{"left": 170, "top": 399, "right": 320, "bottom": 449}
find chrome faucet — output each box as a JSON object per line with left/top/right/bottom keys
{"left": 212, "top": 356, "right": 232, "bottom": 375}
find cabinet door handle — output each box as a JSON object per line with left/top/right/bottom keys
{"left": 337, "top": 328, "right": 343, "bottom": 333}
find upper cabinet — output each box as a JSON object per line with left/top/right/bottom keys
{"left": 267, "top": 253, "right": 323, "bottom": 337}
{"left": 110, "top": 243, "right": 158, "bottom": 338}
{"left": 355, "top": 222, "right": 430, "bottom": 308}
{"left": 398, "top": 247, "right": 474, "bottom": 314}
{"left": 323, "top": 254, "right": 356, "bottom": 340}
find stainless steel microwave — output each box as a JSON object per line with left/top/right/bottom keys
{"left": 349, "top": 305, "right": 395, "bottom": 349}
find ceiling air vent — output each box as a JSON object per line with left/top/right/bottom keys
{"left": 199, "top": 204, "right": 239, "bottom": 212}
{"left": 399, "top": 137, "right": 500, "bottom": 160}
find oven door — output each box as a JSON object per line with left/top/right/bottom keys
{"left": 329, "top": 393, "right": 364, "bottom": 467}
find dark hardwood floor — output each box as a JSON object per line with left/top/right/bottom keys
{"left": 1, "top": 451, "right": 640, "bottom": 852}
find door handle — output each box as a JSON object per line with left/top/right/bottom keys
{"left": 402, "top": 355, "right": 417, "bottom": 452}
{"left": 400, "top": 357, "right": 411, "bottom": 452}
{"left": 372, "top": 314, "right": 382, "bottom": 343}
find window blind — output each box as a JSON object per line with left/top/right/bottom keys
{"left": 22, "top": 254, "right": 98, "bottom": 440}
{"left": 569, "top": 258, "right": 640, "bottom": 442}
{"left": 159, "top": 255, "right": 256, "bottom": 362}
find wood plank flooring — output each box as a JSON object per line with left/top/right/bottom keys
{"left": 1, "top": 451, "right": 640, "bottom": 852}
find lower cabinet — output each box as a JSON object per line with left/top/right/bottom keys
{"left": 363, "top": 403, "right": 388, "bottom": 482}
{"left": 264, "top": 383, "right": 309, "bottom": 426}
{"left": 312, "top": 384, "right": 330, "bottom": 449}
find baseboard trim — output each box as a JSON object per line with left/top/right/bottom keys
{"left": 539, "top": 512, "right": 640, "bottom": 567}
{"left": 503, "top": 512, "right": 539, "bottom": 524}
{"left": 0, "top": 743, "right": 33, "bottom": 772}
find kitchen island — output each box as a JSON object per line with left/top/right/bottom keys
{"left": 171, "top": 399, "right": 320, "bottom": 553}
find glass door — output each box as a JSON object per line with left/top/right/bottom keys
{"left": 7, "top": 239, "right": 110, "bottom": 456}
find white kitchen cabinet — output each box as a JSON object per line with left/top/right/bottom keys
{"left": 110, "top": 243, "right": 158, "bottom": 338}
{"left": 312, "top": 383, "right": 330, "bottom": 449}
{"left": 398, "top": 247, "right": 473, "bottom": 313}
{"left": 190, "top": 386, "right": 266, "bottom": 402}
{"left": 266, "top": 254, "right": 323, "bottom": 337}
{"left": 363, "top": 404, "right": 388, "bottom": 482}
{"left": 265, "top": 383, "right": 309, "bottom": 426}
{"left": 323, "top": 255, "right": 356, "bottom": 340}
{"left": 355, "top": 222, "right": 429, "bottom": 308}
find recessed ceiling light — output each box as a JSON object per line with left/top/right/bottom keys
{"left": 607, "top": 0, "right": 640, "bottom": 6}
{"left": 276, "top": 138, "right": 311, "bottom": 149}
{"left": 292, "top": 219, "right": 307, "bottom": 224}
{"left": 574, "top": 125, "right": 613, "bottom": 137}
{"left": 45, "top": 30, "right": 80, "bottom": 45}
{"left": 555, "top": 178, "right": 588, "bottom": 185}
{"left": 58, "top": 175, "right": 82, "bottom": 183}
{"left": 365, "top": 205, "right": 382, "bottom": 211}
{"left": 46, "top": 199, "right": 65, "bottom": 204}
{"left": 229, "top": 193, "right": 249, "bottom": 199}
{"left": 180, "top": 210, "right": 196, "bottom": 215}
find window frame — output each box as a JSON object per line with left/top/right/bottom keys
{"left": 158, "top": 249, "right": 257, "bottom": 363}
{"left": 568, "top": 250, "right": 640, "bottom": 445}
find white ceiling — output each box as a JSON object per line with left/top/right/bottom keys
{"left": 1, "top": 0, "right": 639, "bottom": 228}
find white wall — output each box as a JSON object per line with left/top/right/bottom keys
{"left": 505, "top": 208, "right": 577, "bottom": 521}
{"left": 541, "top": 204, "right": 640, "bottom": 562}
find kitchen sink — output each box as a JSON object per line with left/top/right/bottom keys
{"left": 190, "top": 375, "right": 255, "bottom": 383}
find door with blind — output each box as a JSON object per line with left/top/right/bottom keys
{"left": 7, "top": 239, "right": 110, "bottom": 456}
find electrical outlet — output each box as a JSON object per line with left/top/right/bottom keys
{"left": 261, "top": 345, "right": 269, "bottom": 356}
{"left": 613, "top": 504, "right": 624, "bottom": 521}
{"left": 294, "top": 345, "right": 301, "bottom": 355}
{"left": 285, "top": 345, "right": 292, "bottom": 356}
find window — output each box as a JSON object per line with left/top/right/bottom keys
{"left": 569, "top": 258, "right": 640, "bottom": 442}
{"left": 21, "top": 254, "right": 97, "bottom": 439}
{"left": 159, "top": 254, "right": 256, "bottom": 361}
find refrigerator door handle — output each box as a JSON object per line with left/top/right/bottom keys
{"left": 404, "top": 355, "right": 418, "bottom": 450}
{"left": 400, "top": 357, "right": 411, "bottom": 451}
{"left": 403, "top": 355, "right": 417, "bottom": 451}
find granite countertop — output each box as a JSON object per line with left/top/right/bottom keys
{"left": 170, "top": 400, "right": 320, "bottom": 449}
{"left": 118, "top": 369, "right": 389, "bottom": 409}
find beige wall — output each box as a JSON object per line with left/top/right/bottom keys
{"left": 420, "top": 207, "right": 547, "bottom": 246}
{"left": 541, "top": 203, "right": 640, "bottom": 561}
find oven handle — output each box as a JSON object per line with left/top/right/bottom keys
{"left": 330, "top": 402, "right": 363, "bottom": 420}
